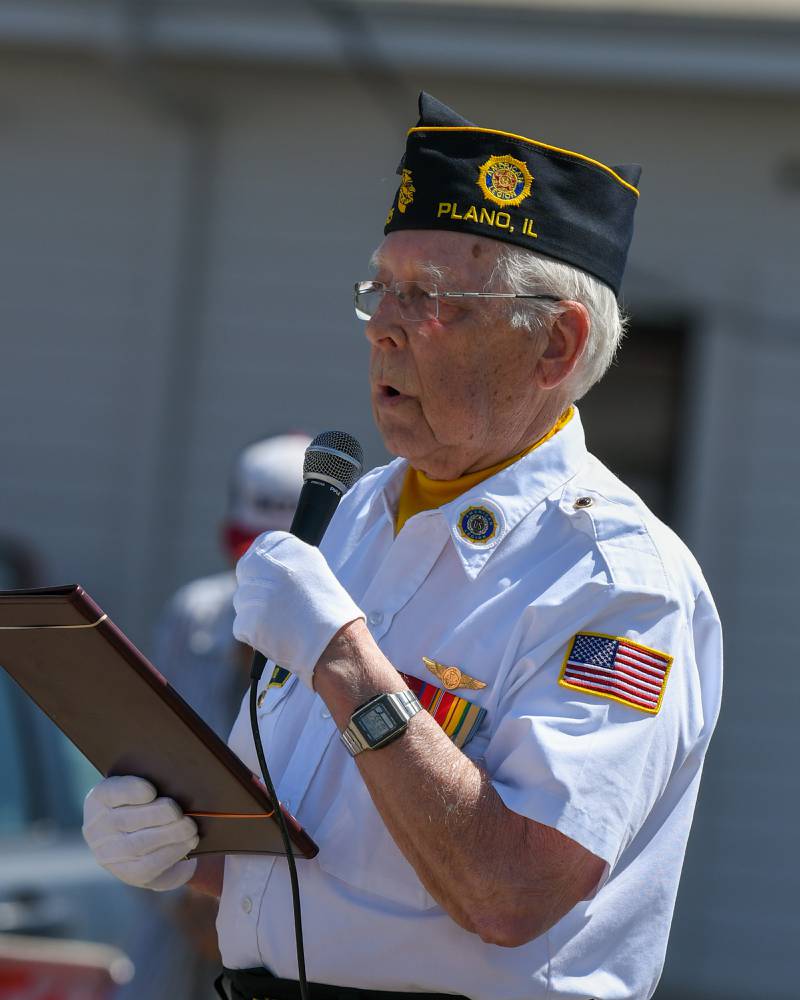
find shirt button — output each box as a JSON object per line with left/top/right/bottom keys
{"left": 573, "top": 496, "right": 594, "bottom": 509}
{"left": 241, "top": 896, "right": 253, "bottom": 914}
{"left": 257, "top": 690, "right": 267, "bottom": 708}
{"left": 321, "top": 708, "right": 331, "bottom": 719}
{"left": 367, "top": 611, "right": 384, "bottom": 626}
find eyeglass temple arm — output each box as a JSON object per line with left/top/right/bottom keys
{"left": 438, "top": 292, "right": 562, "bottom": 301}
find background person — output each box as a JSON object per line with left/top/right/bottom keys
{"left": 84, "top": 94, "right": 722, "bottom": 1000}
{"left": 112, "top": 432, "right": 309, "bottom": 1000}
{"left": 153, "top": 432, "right": 311, "bottom": 738}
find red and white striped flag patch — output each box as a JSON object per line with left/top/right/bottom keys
{"left": 559, "top": 631, "right": 673, "bottom": 714}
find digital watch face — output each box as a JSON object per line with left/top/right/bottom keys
{"left": 357, "top": 700, "right": 401, "bottom": 746}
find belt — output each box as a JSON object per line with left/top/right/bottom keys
{"left": 216, "top": 967, "right": 471, "bottom": 1000}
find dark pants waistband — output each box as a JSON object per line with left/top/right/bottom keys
{"left": 218, "top": 967, "right": 471, "bottom": 1000}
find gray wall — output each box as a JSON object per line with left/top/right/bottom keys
{"left": 0, "top": 17, "right": 798, "bottom": 997}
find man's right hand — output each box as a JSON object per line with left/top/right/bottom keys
{"left": 82, "top": 776, "right": 199, "bottom": 891}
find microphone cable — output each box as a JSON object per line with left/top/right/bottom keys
{"left": 246, "top": 431, "right": 364, "bottom": 1000}
{"left": 249, "top": 652, "right": 309, "bottom": 1000}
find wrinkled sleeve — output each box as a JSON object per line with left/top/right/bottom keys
{"left": 485, "top": 585, "right": 699, "bottom": 870}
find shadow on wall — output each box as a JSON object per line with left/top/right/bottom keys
{"left": 0, "top": 538, "right": 41, "bottom": 590}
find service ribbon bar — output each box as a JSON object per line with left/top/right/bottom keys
{"left": 400, "top": 672, "right": 486, "bottom": 749}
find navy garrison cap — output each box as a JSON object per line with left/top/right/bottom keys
{"left": 384, "top": 93, "right": 641, "bottom": 296}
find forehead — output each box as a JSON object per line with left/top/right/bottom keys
{"left": 371, "top": 230, "right": 500, "bottom": 283}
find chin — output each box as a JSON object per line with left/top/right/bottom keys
{"left": 379, "top": 430, "right": 412, "bottom": 461}
{"left": 376, "top": 421, "right": 424, "bottom": 464}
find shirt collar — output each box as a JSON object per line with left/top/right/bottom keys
{"left": 367, "top": 407, "right": 589, "bottom": 580}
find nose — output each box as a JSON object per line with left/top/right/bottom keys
{"left": 364, "top": 294, "right": 408, "bottom": 350}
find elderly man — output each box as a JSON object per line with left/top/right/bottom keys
{"left": 82, "top": 94, "right": 722, "bottom": 1000}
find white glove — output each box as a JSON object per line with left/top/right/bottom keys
{"left": 233, "top": 531, "right": 365, "bottom": 689}
{"left": 82, "top": 776, "right": 198, "bottom": 892}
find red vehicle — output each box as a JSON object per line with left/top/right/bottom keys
{"left": 0, "top": 539, "right": 144, "bottom": 995}
{"left": 0, "top": 934, "right": 133, "bottom": 1000}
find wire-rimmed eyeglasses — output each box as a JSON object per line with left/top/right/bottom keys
{"left": 354, "top": 280, "right": 562, "bottom": 323}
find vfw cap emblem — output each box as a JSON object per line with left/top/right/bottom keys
{"left": 477, "top": 154, "right": 533, "bottom": 208}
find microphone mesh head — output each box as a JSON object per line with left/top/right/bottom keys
{"left": 304, "top": 431, "right": 364, "bottom": 491}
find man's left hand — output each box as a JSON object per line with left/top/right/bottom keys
{"left": 233, "top": 531, "right": 365, "bottom": 689}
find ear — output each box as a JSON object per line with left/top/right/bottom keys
{"left": 534, "top": 302, "right": 590, "bottom": 390}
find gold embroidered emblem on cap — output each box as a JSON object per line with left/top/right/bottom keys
{"left": 398, "top": 168, "right": 415, "bottom": 213}
{"left": 422, "top": 656, "right": 487, "bottom": 691}
{"left": 477, "top": 154, "right": 533, "bottom": 208}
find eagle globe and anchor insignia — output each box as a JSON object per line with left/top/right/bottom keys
{"left": 398, "top": 168, "right": 416, "bottom": 213}
{"left": 386, "top": 168, "right": 416, "bottom": 226}
{"left": 477, "top": 154, "right": 533, "bottom": 208}
{"left": 458, "top": 505, "right": 498, "bottom": 544}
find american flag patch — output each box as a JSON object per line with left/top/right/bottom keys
{"left": 559, "top": 632, "right": 672, "bottom": 714}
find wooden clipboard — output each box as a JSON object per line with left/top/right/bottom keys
{"left": 0, "top": 585, "right": 317, "bottom": 859}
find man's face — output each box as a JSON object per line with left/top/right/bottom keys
{"left": 366, "top": 230, "right": 549, "bottom": 479}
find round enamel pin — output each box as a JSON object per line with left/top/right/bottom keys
{"left": 458, "top": 504, "right": 499, "bottom": 544}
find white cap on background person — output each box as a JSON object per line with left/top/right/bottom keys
{"left": 222, "top": 433, "right": 311, "bottom": 563}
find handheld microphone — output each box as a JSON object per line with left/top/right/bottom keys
{"left": 250, "top": 430, "right": 364, "bottom": 683}
{"left": 246, "top": 430, "right": 363, "bottom": 1000}
{"left": 289, "top": 430, "right": 365, "bottom": 545}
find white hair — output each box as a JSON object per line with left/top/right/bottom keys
{"left": 491, "top": 244, "right": 627, "bottom": 401}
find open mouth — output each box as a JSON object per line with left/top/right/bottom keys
{"left": 375, "top": 381, "right": 415, "bottom": 406}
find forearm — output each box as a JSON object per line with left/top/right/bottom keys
{"left": 362, "top": 719, "right": 523, "bottom": 939}
{"left": 313, "top": 621, "right": 584, "bottom": 943}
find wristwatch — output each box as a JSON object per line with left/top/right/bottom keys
{"left": 340, "top": 690, "right": 422, "bottom": 756}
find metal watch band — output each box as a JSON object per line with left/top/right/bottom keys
{"left": 340, "top": 724, "right": 368, "bottom": 756}
{"left": 340, "top": 689, "right": 422, "bottom": 756}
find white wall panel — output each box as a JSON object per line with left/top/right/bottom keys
{"left": 658, "top": 308, "right": 799, "bottom": 998}
{"left": 0, "top": 56, "right": 186, "bottom": 645}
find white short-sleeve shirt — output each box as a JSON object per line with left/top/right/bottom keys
{"left": 218, "top": 409, "right": 722, "bottom": 1000}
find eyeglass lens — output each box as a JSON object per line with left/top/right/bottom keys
{"left": 354, "top": 281, "right": 437, "bottom": 322}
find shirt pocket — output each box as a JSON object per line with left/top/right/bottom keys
{"left": 313, "top": 754, "right": 438, "bottom": 912}
{"left": 258, "top": 663, "right": 296, "bottom": 715}
{"left": 227, "top": 664, "right": 298, "bottom": 772}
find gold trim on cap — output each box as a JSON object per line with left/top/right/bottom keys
{"left": 407, "top": 125, "right": 639, "bottom": 197}
{"left": 0, "top": 614, "right": 108, "bottom": 630}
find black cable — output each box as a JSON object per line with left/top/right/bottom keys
{"left": 249, "top": 650, "right": 309, "bottom": 1000}
{"left": 239, "top": 431, "right": 362, "bottom": 1000}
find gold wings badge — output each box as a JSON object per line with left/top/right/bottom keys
{"left": 422, "top": 656, "right": 487, "bottom": 692}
